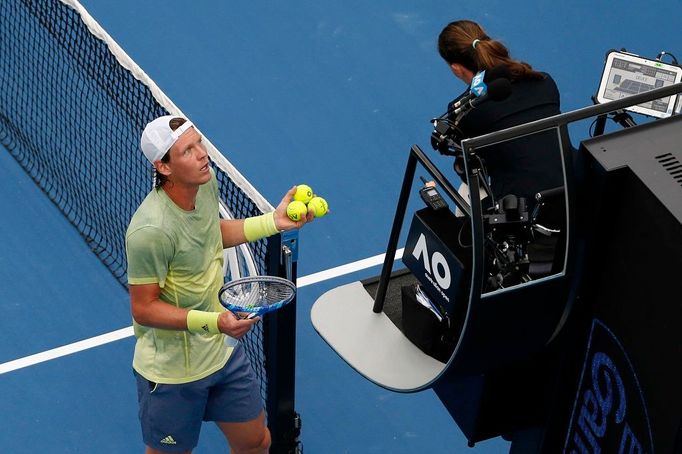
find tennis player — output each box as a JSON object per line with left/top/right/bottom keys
{"left": 126, "top": 115, "right": 312, "bottom": 454}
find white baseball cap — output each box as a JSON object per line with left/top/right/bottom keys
{"left": 140, "top": 115, "right": 195, "bottom": 163}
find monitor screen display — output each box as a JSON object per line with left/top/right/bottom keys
{"left": 596, "top": 51, "right": 682, "bottom": 118}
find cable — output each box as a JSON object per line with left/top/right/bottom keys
{"left": 655, "top": 51, "right": 679, "bottom": 65}
{"left": 457, "top": 221, "right": 472, "bottom": 248}
{"left": 588, "top": 118, "right": 599, "bottom": 137}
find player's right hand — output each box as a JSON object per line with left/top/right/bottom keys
{"left": 274, "top": 186, "right": 314, "bottom": 231}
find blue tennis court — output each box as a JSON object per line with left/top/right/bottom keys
{"left": 1, "top": 1, "right": 680, "bottom": 452}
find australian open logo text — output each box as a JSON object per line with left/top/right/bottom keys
{"left": 412, "top": 233, "right": 451, "bottom": 302}
{"left": 563, "top": 320, "right": 653, "bottom": 454}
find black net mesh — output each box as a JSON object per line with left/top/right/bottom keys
{"left": 0, "top": 0, "right": 270, "bottom": 404}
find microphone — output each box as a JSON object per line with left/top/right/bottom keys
{"left": 448, "top": 65, "right": 512, "bottom": 111}
{"left": 450, "top": 77, "right": 512, "bottom": 116}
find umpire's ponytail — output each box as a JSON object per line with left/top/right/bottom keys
{"left": 438, "top": 20, "right": 544, "bottom": 81}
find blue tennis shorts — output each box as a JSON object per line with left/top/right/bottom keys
{"left": 133, "top": 343, "right": 264, "bottom": 452}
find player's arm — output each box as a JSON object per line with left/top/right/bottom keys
{"left": 130, "top": 282, "right": 258, "bottom": 337}
{"left": 220, "top": 186, "right": 313, "bottom": 248}
{"left": 130, "top": 283, "right": 189, "bottom": 330}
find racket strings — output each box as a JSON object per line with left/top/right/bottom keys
{"left": 220, "top": 281, "right": 295, "bottom": 310}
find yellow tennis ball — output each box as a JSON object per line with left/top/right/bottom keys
{"left": 308, "top": 196, "right": 328, "bottom": 217}
{"left": 286, "top": 200, "right": 308, "bottom": 221}
{"left": 293, "top": 184, "right": 314, "bottom": 204}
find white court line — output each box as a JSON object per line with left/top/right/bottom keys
{"left": 297, "top": 248, "right": 403, "bottom": 288}
{"left": 0, "top": 248, "right": 404, "bottom": 375}
{"left": 0, "top": 326, "right": 134, "bottom": 375}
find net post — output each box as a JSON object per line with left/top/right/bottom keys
{"left": 264, "top": 230, "right": 302, "bottom": 453}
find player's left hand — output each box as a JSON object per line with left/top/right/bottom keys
{"left": 274, "top": 186, "right": 314, "bottom": 230}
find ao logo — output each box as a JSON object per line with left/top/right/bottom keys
{"left": 412, "top": 233, "right": 451, "bottom": 290}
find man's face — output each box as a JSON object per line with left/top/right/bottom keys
{"left": 163, "top": 127, "right": 211, "bottom": 186}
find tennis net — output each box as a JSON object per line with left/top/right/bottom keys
{"left": 0, "top": 1, "right": 298, "bottom": 450}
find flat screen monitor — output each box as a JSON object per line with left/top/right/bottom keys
{"left": 596, "top": 50, "right": 682, "bottom": 118}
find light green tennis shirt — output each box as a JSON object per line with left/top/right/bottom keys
{"left": 126, "top": 171, "right": 232, "bottom": 384}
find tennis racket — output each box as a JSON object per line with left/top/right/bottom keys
{"left": 218, "top": 275, "right": 296, "bottom": 319}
